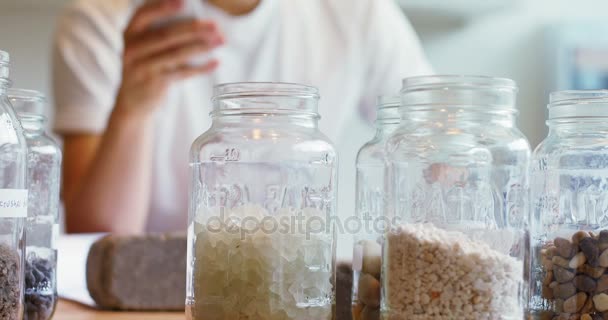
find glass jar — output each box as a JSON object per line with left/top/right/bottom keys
{"left": 186, "top": 82, "right": 337, "bottom": 320}
{"left": 529, "top": 91, "right": 608, "bottom": 319}
{"left": 384, "top": 75, "right": 530, "bottom": 319}
{"left": 352, "top": 96, "right": 400, "bottom": 320}
{"left": 0, "top": 50, "right": 29, "bottom": 320}
{"left": 8, "top": 89, "right": 60, "bottom": 320}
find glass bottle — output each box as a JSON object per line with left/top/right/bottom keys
{"left": 8, "top": 89, "right": 60, "bottom": 320}
{"left": 384, "top": 75, "right": 530, "bottom": 319}
{"left": 352, "top": 96, "right": 400, "bottom": 320}
{"left": 186, "top": 82, "right": 338, "bottom": 320}
{"left": 529, "top": 91, "right": 608, "bottom": 319}
{"left": 0, "top": 50, "right": 29, "bottom": 320}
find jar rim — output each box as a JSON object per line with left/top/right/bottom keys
{"left": 377, "top": 95, "right": 400, "bottom": 108}
{"left": 18, "top": 112, "right": 46, "bottom": 122}
{"left": 549, "top": 90, "right": 608, "bottom": 106}
{"left": 0, "top": 50, "right": 9, "bottom": 87}
{"left": 548, "top": 90, "right": 608, "bottom": 120}
{"left": 8, "top": 88, "right": 46, "bottom": 115}
{"left": 211, "top": 82, "right": 320, "bottom": 118}
{"left": 8, "top": 88, "right": 46, "bottom": 104}
{"left": 213, "top": 82, "right": 319, "bottom": 101}
{"left": 376, "top": 95, "right": 401, "bottom": 122}
{"left": 400, "top": 75, "right": 519, "bottom": 115}
{"left": 401, "top": 75, "right": 518, "bottom": 92}
{"left": 0, "top": 50, "right": 8, "bottom": 64}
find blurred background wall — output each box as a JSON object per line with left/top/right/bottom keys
{"left": 2, "top": 0, "right": 608, "bottom": 257}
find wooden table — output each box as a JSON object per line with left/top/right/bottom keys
{"left": 55, "top": 300, "right": 184, "bottom": 320}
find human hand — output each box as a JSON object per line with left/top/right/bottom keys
{"left": 114, "top": 0, "right": 223, "bottom": 119}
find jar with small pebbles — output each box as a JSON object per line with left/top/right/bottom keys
{"left": 352, "top": 96, "right": 400, "bottom": 320}
{"left": 530, "top": 91, "right": 608, "bottom": 320}
{"left": 384, "top": 75, "right": 531, "bottom": 319}
{"left": 186, "top": 83, "right": 337, "bottom": 320}
{"left": 9, "top": 89, "right": 61, "bottom": 320}
{"left": 0, "top": 50, "right": 29, "bottom": 320}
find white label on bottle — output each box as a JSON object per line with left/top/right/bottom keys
{"left": 0, "top": 189, "right": 28, "bottom": 218}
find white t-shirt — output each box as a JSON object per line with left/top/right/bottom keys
{"left": 53, "top": 0, "right": 432, "bottom": 232}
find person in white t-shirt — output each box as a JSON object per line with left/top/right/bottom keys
{"left": 53, "top": 0, "right": 432, "bottom": 234}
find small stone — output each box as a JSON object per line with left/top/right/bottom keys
{"left": 581, "top": 237, "right": 601, "bottom": 266}
{"left": 594, "top": 293, "right": 608, "bottom": 312}
{"left": 600, "top": 249, "right": 608, "bottom": 268}
{"left": 573, "top": 231, "right": 591, "bottom": 245}
{"left": 544, "top": 271, "right": 555, "bottom": 285}
{"left": 555, "top": 298, "right": 565, "bottom": 312}
{"left": 538, "top": 311, "right": 554, "bottom": 320}
{"left": 582, "top": 314, "right": 593, "bottom": 320}
{"left": 582, "top": 296, "right": 594, "bottom": 313}
{"left": 543, "top": 256, "right": 555, "bottom": 271}
{"left": 573, "top": 275, "right": 597, "bottom": 292}
{"left": 358, "top": 274, "right": 380, "bottom": 308}
{"left": 570, "top": 252, "right": 588, "bottom": 269}
{"left": 555, "top": 266, "right": 576, "bottom": 283}
{"left": 542, "top": 285, "right": 554, "bottom": 299}
{"left": 596, "top": 275, "right": 608, "bottom": 292}
{"left": 553, "top": 256, "right": 572, "bottom": 269}
{"left": 556, "top": 237, "right": 576, "bottom": 258}
{"left": 352, "top": 303, "right": 364, "bottom": 320}
{"left": 554, "top": 282, "right": 577, "bottom": 299}
{"left": 360, "top": 306, "right": 380, "bottom": 320}
{"left": 546, "top": 246, "right": 558, "bottom": 258}
{"left": 564, "top": 292, "right": 587, "bottom": 313}
{"left": 599, "top": 230, "right": 608, "bottom": 251}
{"left": 579, "top": 264, "right": 606, "bottom": 279}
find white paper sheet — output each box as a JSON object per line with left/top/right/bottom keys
{"left": 56, "top": 233, "right": 107, "bottom": 306}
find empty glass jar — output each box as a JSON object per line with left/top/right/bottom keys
{"left": 186, "top": 82, "right": 337, "bottom": 320}
{"left": 0, "top": 50, "right": 29, "bottom": 320}
{"left": 384, "top": 75, "right": 530, "bottom": 319}
{"left": 352, "top": 96, "right": 400, "bottom": 320}
{"left": 9, "top": 89, "right": 61, "bottom": 320}
{"left": 530, "top": 91, "right": 608, "bottom": 319}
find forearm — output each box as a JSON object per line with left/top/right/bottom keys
{"left": 65, "top": 109, "right": 155, "bottom": 234}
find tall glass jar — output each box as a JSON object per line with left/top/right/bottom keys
{"left": 352, "top": 96, "right": 400, "bottom": 320}
{"left": 529, "top": 91, "right": 608, "bottom": 319}
{"left": 186, "top": 82, "right": 337, "bottom": 320}
{"left": 0, "top": 50, "right": 29, "bottom": 320}
{"left": 384, "top": 75, "right": 530, "bottom": 319}
{"left": 8, "top": 89, "right": 60, "bottom": 320}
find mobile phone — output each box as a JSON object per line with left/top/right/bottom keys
{"left": 147, "top": 0, "right": 217, "bottom": 66}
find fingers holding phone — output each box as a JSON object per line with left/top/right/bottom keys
{"left": 116, "top": 0, "right": 223, "bottom": 117}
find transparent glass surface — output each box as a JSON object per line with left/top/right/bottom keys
{"left": 530, "top": 91, "right": 608, "bottom": 319}
{"left": 11, "top": 106, "right": 61, "bottom": 320}
{"left": 383, "top": 76, "right": 530, "bottom": 319}
{"left": 351, "top": 96, "right": 400, "bottom": 320}
{"left": 0, "top": 50, "right": 28, "bottom": 320}
{"left": 186, "top": 83, "right": 337, "bottom": 320}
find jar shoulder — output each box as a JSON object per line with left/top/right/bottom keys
{"left": 190, "top": 126, "right": 337, "bottom": 164}
{"left": 356, "top": 138, "right": 386, "bottom": 165}
{"left": 532, "top": 135, "right": 608, "bottom": 169}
